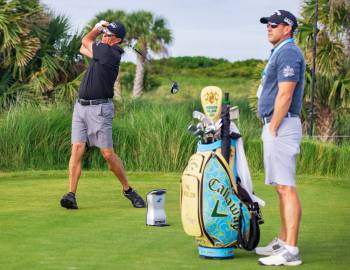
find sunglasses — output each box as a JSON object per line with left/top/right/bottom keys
{"left": 103, "top": 33, "right": 116, "bottom": 37}
{"left": 102, "top": 28, "right": 116, "bottom": 37}
{"left": 267, "top": 23, "right": 288, "bottom": 29}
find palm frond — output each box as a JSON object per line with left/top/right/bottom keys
{"left": 316, "top": 34, "right": 345, "bottom": 76}
{"left": 55, "top": 71, "right": 84, "bottom": 103}
{"left": 41, "top": 54, "right": 65, "bottom": 81}
{"left": 28, "top": 68, "right": 54, "bottom": 96}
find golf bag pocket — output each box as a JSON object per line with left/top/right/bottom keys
{"left": 181, "top": 153, "right": 206, "bottom": 237}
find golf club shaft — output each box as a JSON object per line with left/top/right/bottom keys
{"left": 128, "top": 44, "right": 176, "bottom": 85}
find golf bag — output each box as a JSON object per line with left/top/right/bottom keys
{"left": 181, "top": 90, "right": 263, "bottom": 258}
{"left": 181, "top": 140, "right": 261, "bottom": 255}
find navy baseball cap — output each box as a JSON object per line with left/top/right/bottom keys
{"left": 260, "top": 10, "right": 298, "bottom": 30}
{"left": 107, "top": 20, "right": 126, "bottom": 39}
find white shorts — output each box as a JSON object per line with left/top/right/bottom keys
{"left": 261, "top": 117, "right": 302, "bottom": 186}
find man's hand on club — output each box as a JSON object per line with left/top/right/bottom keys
{"left": 94, "top": 20, "right": 109, "bottom": 33}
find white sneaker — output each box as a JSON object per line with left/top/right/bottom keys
{"left": 255, "top": 237, "right": 284, "bottom": 256}
{"left": 258, "top": 246, "right": 302, "bottom": 266}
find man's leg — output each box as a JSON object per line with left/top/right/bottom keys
{"left": 276, "top": 184, "right": 302, "bottom": 246}
{"left": 69, "top": 143, "right": 86, "bottom": 193}
{"left": 100, "top": 148, "right": 145, "bottom": 208}
{"left": 100, "top": 148, "right": 129, "bottom": 190}
{"left": 277, "top": 187, "right": 287, "bottom": 242}
{"left": 61, "top": 143, "right": 86, "bottom": 209}
{"left": 258, "top": 185, "right": 302, "bottom": 266}
{"left": 255, "top": 192, "right": 287, "bottom": 256}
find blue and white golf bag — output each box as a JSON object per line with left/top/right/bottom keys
{"left": 181, "top": 139, "right": 263, "bottom": 258}
{"left": 181, "top": 92, "right": 264, "bottom": 258}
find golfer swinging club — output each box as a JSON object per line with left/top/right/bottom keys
{"left": 255, "top": 10, "right": 305, "bottom": 266}
{"left": 60, "top": 20, "right": 145, "bottom": 209}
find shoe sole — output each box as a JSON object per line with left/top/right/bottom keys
{"left": 284, "top": 260, "right": 302, "bottom": 266}
{"left": 255, "top": 250, "right": 274, "bottom": 256}
{"left": 258, "top": 260, "right": 302, "bottom": 266}
{"left": 60, "top": 198, "right": 78, "bottom": 209}
{"left": 123, "top": 194, "right": 145, "bottom": 208}
{"left": 134, "top": 205, "right": 146, "bottom": 208}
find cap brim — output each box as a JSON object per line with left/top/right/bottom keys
{"left": 104, "top": 28, "right": 114, "bottom": 35}
{"left": 260, "top": 17, "right": 269, "bottom": 24}
{"left": 106, "top": 25, "right": 114, "bottom": 33}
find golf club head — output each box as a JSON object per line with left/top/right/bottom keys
{"left": 193, "top": 122, "right": 205, "bottom": 137}
{"left": 204, "top": 124, "right": 216, "bottom": 135}
{"left": 188, "top": 123, "right": 205, "bottom": 140}
{"left": 187, "top": 124, "right": 198, "bottom": 134}
{"left": 194, "top": 129, "right": 205, "bottom": 138}
{"left": 170, "top": 82, "right": 179, "bottom": 94}
{"left": 192, "top": 111, "right": 214, "bottom": 127}
{"left": 196, "top": 122, "right": 204, "bottom": 131}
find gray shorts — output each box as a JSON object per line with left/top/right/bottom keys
{"left": 71, "top": 101, "right": 115, "bottom": 148}
{"left": 261, "top": 117, "right": 302, "bottom": 186}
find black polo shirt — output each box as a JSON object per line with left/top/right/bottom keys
{"left": 79, "top": 42, "right": 124, "bottom": 100}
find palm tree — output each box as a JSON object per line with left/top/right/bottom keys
{"left": 29, "top": 14, "right": 83, "bottom": 100}
{"left": 0, "top": 0, "right": 43, "bottom": 108}
{"left": 0, "top": 0, "right": 84, "bottom": 108}
{"left": 126, "top": 11, "right": 172, "bottom": 98}
{"left": 297, "top": 0, "right": 350, "bottom": 140}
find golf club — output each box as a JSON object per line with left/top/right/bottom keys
{"left": 188, "top": 114, "right": 218, "bottom": 144}
{"left": 192, "top": 111, "right": 214, "bottom": 127}
{"left": 127, "top": 44, "right": 179, "bottom": 94}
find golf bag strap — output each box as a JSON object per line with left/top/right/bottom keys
{"left": 237, "top": 202, "right": 260, "bottom": 251}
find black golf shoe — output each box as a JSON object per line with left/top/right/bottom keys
{"left": 123, "top": 188, "right": 146, "bottom": 208}
{"left": 60, "top": 192, "right": 78, "bottom": 209}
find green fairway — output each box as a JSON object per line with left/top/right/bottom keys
{"left": 0, "top": 171, "right": 349, "bottom": 270}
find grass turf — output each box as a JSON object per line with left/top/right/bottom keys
{"left": 0, "top": 171, "right": 349, "bottom": 269}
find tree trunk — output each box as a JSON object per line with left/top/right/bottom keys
{"left": 114, "top": 69, "right": 122, "bottom": 100}
{"left": 132, "top": 52, "right": 146, "bottom": 98}
{"left": 316, "top": 105, "right": 335, "bottom": 141}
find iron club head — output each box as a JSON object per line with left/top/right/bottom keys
{"left": 188, "top": 124, "right": 198, "bottom": 134}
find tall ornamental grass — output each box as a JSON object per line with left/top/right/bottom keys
{"left": 0, "top": 105, "right": 72, "bottom": 170}
{"left": 0, "top": 101, "right": 349, "bottom": 177}
{"left": 0, "top": 101, "right": 197, "bottom": 172}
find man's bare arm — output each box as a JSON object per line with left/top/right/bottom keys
{"left": 269, "top": 81, "right": 297, "bottom": 136}
{"left": 80, "top": 28, "right": 101, "bottom": 57}
{"left": 79, "top": 44, "right": 93, "bottom": 58}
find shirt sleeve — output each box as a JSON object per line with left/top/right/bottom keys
{"left": 92, "top": 41, "right": 109, "bottom": 61}
{"left": 276, "top": 49, "right": 301, "bottom": 82}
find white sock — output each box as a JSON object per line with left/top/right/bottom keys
{"left": 284, "top": 244, "right": 299, "bottom": 255}
{"left": 277, "top": 238, "right": 286, "bottom": 245}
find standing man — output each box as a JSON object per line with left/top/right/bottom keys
{"left": 255, "top": 10, "right": 305, "bottom": 266}
{"left": 60, "top": 20, "right": 145, "bottom": 209}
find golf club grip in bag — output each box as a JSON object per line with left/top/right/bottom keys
{"left": 181, "top": 140, "right": 258, "bottom": 250}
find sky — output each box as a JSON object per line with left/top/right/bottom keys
{"left": 40, "top": 0, "right": 303, "bottom": 62}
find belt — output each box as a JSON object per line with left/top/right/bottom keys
{"left": 262, "top": 112, "right": 299, "bottom": 125}
{"left": 78, "top": 98, "right": 112, "bottom": 106}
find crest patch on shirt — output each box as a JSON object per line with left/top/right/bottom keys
{"left": 283, "top": 65, "right": 295, "bottom": 77}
